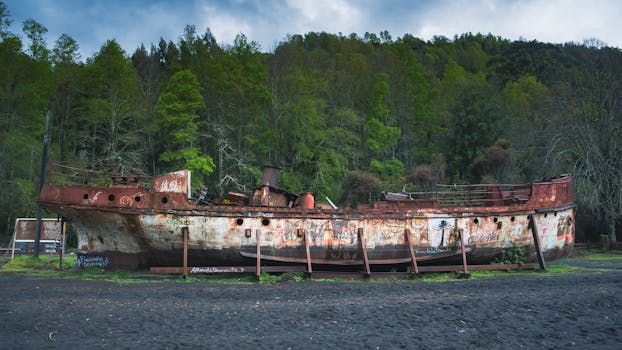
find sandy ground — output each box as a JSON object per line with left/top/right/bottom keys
{"left": 1, "top": 260, "right": 621, "bottom": 349}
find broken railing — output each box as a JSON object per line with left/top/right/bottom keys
{"left": 46, "top": 161, "right": 151, "bottom": 188}
{"left": 388, "top": 182, "right": 533, "bottom": 208}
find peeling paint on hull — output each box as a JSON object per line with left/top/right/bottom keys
{"left": 39, "top": 172, "right": 575, "bottom": 270}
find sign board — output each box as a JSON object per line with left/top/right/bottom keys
{"left": 11, "top": 218, "right": 63, "bottom": 255}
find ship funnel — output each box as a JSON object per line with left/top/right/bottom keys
{"left": 261, "top": 166, "right": 281, "bottom": 187}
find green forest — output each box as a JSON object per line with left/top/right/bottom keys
{"left": 1, "top": 2, "right": 621, "bottom": 245}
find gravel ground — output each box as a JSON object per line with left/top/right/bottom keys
{"left": 1, "top": 260, "right": 621, "bottom": 349}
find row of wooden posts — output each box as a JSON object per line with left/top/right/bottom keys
{"left": 150, "top": 213, "right": 547, "bottom": 279}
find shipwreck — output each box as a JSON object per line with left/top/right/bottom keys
{"left": 38, "top": 163, "right": 574, "bottom": 275}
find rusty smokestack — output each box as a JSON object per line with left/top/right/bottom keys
{"left": 261, "top": 166, "right": 281, "bottom": 187}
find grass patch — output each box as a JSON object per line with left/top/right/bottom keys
{"left": 308, "top": 264, "right": 586, "bottom": 283}
{"left": 468, "top": 264, "right": 583, "bottom": 280}
{"left": 1, "top": 256, "right": 267, "bottom": 284}
{"left": 409, "top": 272, "right": 463, "bottom": 283}
{"left": 80, "top": 269, "right": 159, "bottom": 284}
{"left": 570, "top": 249, "right": 622, "bottom": 260}
{"left": 404, "top": 265, "right": 582, "bottom": 282}
{"left": 0, "top": 256, "right": 154, "bottom": 283}
{"left": 2, "top": 250, "right": 615, "bottom": 284}
{"left": 1, "top": 256, "right": 166, "bottom": 283}
{"left": 258, "top": 272, "right": 306, "bottom": 284}
{"left": 544, "top": 264, "right": 584, "bottom": 273}
{"left": 1, "top": 255, "right": 77, "bottom": 274}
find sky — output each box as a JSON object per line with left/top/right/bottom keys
{"left": 4, "top": 0, "right": 622, "bottom": 60}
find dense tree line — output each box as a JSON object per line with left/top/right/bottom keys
{"left": 1, "top": 2, "right": 620, "bottom": 245}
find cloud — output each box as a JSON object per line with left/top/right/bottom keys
{"left": 412, "top": 0, "right": 622, "bottom": 47}
{"left": 198, "top": 0, "right": 364, "bottom": 51}
{"left": 85, "top": 2, "right": 196, "bottom": 56}
{"left": 506, "top": 0, "right": 621, "bottom": 46}
{"left": 285, "top": 0, "right": 362, "bottom": 31}
{"left": 5, "top": 0, "right": 621, "bottom": 61}
{"left": 199, "top": 3, "right": 253, "bottom": 48}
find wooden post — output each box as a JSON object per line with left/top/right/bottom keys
{"left": 256, "top": 230, "right": 262, "bottom": 277}
{"left": 182, "top": 226, "right": 189, "bottom": 278}
{"left": 459, "top": 228, "right": 469, "bottom": 277}
{"left": 304, "top": 230, "right": 312, "bottom": 274}
{"left": 529, "top": 213, "right": 547, "bottom": 271}
{"left": 405, "top": 229, "right": 419, "bottom": 274}
{"left": 59, "top": 219, "right": 66, "bottom": 270}
{"left": 10, "top": 233, "right": 16, "bottom": 261}
{"left": 358, "top": 228, "right": 371, "bottom": 276}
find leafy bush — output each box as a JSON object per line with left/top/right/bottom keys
{"left": 493, "top": 242, "right": 531, "bottom": 265}
{"left": 258, "top": 272, "right": 282, "bottom": 284}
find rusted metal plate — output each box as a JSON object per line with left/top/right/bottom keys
{"left": 250, "top": 186, "right": 295, "bottom": 207}
{"left": 39, "top": 184, "right": 150, "bottom": 209}
{"left": 261, "top": 166, "right": 281, "bottom": 186}
{"left": 152, "top": 170, "right": 190, "bottom": 198}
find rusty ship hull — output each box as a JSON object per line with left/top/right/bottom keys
{"left": 38, "top": 167, "right": 574, "bottom": 270}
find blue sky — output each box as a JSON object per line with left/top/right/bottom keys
{"left": 4, "top": 0, "right": 621, "bottom": 60}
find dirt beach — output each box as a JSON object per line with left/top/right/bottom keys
{"left": 1, "top": 260, "right": 621, "bottom": 349}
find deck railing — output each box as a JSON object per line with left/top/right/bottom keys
{"left": 46, "top": 161, "right": 151, "bottom": 188}
{"left": 405, "top": 183, "right": 532, "bottom": 207}
{"left": 363, "top": 182, "right": 534, "bottom": 209}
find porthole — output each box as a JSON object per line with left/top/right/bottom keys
{"left": 493, "top": 217, "right": 498, "bottom": 223}
{"left": 236, "top": 218, "right": 244, "bottom": 225}
{"left": 511, "top": 216, "right": 515, "bottom": 222}
{"left": 554, "top": 211, "right": 557, "bottom": 216}
{"left": 473, "top": 218, "right": 479, "bottom": 224}
{"left": 108, "top": 194, "right": 115, "bottom": 201}
{"left": 161, "top": 197, "right": 168, "bottom": 204}
{"left": 544, "top": 213, "right": 548, "bottom": 218}
{"left": 83, "top": 193, "right": 89, "bottom": 200}
{"left": 134, "top": 196, "right": 141, "bottom": 202}
{"left": 261, "top": 218, "right": 270, "bottom": 226}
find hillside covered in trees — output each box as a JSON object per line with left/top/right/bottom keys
{"left": 1, "top": 2, "right": 621, "bottom": 245}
